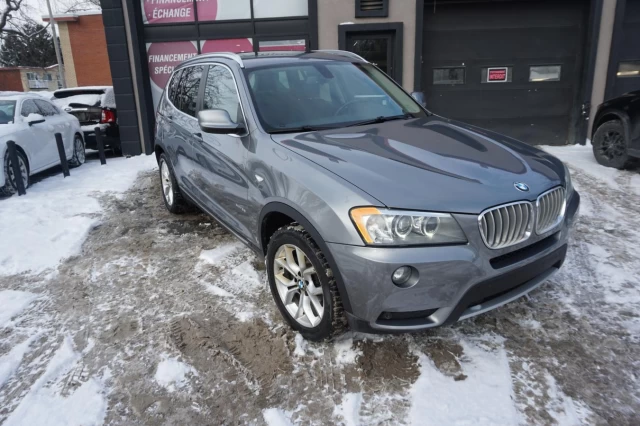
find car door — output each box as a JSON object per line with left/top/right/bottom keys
{"left": 188, "top": 63, "right": 252, "bottom": 240}
{"left": 163, "top": 65, "right": 206, "bottom": 202}
{"left": 35, "top": 99, "right": 73, "bottom": 158}
{"left": 18, "top": 99, "right": 55, "bottom": 172}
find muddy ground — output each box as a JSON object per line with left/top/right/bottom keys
{"left": 1, "top": 164, "right": 639, "bottom": 425}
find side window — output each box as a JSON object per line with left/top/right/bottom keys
{"left": 202, "top": 65, "right": 241, "bottom": 123}
{"left": 34, "top": 100, "right": 59, "bottom": 116}
{"left": 174, "top": 66, "right": 203, "bottom": 117}
{"left": 20, "top": 100, "right": 40, "bottom": 117}
{"left": 167, "top": 69, "right": 183, "bottom": 106}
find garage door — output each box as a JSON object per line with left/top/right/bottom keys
{"left": 422, "top": 0, "right": 588, "bottom": 145}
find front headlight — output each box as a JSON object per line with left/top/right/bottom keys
{"left": 350, "top": 207, "right": 467, "bottom": 246}
{"left": 563, "top": 163, "right": 573, "bottom": 197}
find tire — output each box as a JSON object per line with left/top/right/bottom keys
{"left": 0, "top": 149, "right": 29, "bottom": 197}
{"left": 68, "top": 134, "right": 86, "bottom": 168}
{"left": 592, "top": 120, "right": 634, "bottom": 169}
{"left": 158, "top": 153, "right": 189, "bottom": 213}
{"left": 112, "top": 142, "right": 123, "bottom": 157}
{"left": 266, "top": 223, "right": 347, "bottom": 341}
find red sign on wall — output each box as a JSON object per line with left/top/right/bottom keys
{"left": 487, "top": 67, "right": 508, "bottom": 82}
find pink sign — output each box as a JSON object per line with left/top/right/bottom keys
{"left": 201, "top": 38, "right": 253, "bottom": 54}
{"left": 147, "top": 41, "right": 198, "bottom": 89}
{"left": 143, "top": 0, "right": 218, "bottom": 24}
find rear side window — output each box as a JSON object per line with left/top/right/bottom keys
{"left": 20, "top": 100, "right": 40, "bottom": 117}
{"left": 34, "top": 100, "right": 59, "bottom": 116}
{"left": 172, "top": 66, "right": 204, "bottom": 117}
{"left": 167, "top": 69, "right": 183, "bottom": 106}
{"left": 202, "top": 65, "right": 241, "bottom": 123}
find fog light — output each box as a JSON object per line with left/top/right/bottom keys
{"left": 392, "top": 266, "right": 412, "bottom": 285}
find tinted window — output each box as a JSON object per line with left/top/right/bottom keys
{"left": 202, "top": 65, "right": 241, "bottom": 123}
{"left": 173, "top": 66, "right": 203, "bottom": 117}
{"left": 21, "top": 100, "right": 40, "bottom": 117}
{"left": 0, "top": 100, "right": 16, "bottom": 124}
{"left": 34, "top": 99, "right": 59, "bottom": 116}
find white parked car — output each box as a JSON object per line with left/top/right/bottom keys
{"left": 0, "top": 92, "right": 85, "bottom": 196}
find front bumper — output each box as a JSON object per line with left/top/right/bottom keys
{"left": 328, "top": 190, "right": 580, "bottom": 333}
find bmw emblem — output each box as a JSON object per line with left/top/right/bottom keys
{"left": 514, "top": 182, "right": 529, "bottom": 192}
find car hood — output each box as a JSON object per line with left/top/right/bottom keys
{"left": 270, "top": 116, "right": 566, "bottom": 214}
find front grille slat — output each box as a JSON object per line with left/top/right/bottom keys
{"left": 536, "top": 187, "right": 566, "bottom": 235}
{"left": 479, "top": 201, "right": 533, "bottom": 249}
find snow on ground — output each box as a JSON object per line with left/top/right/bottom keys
{"left": 409, "top": 336, "right": 521, "bottom": 425}
{"left": 0, "top": 143, "right": 638, "bottom": 425}
{"left": 154, "top": 354, "right": 197, "bottom": 392}
{"left": 0, "top": 290, "right": 38, "bottom": 326}
{"left": 542, "top": 141, "right": 640, "bottom": 196}
{"left": 0, "top": 155, "right": 157, "bottom": 276}
{"left": 3, "top": 337, "right": 108, "bottom": 426}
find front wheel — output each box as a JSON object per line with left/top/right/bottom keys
{"left": 592, "top": 120, "right": 634, "bottom": 169}
{"left": 266, "top": 224, "right": 347, "bottom": 341}
{"left": 0, "top": 149, "right": 29, "bottom": 197}
{"left": 68, "top": 135, "right": 85, "bottom": 168}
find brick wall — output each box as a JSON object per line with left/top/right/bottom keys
{"left": 0, "top": 70, "right": 25, "bottom": 91}
{"left": 68, "top": 15, "right": 113, "bottom": 86}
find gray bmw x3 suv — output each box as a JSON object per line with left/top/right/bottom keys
{"left": 154, "top": 51, "right": 580, "bottom": 341}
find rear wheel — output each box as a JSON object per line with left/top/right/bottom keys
{"left": 68, "top": 134, "right": 85, "bottom": 168}
{"left": 592, "top": 120, "right": 634, "bottom": 169}
{"left": 266, "top": 224, "right": 347, "bottom": 341}
{"left": 159, "top": 153, "right": 189, "bottom": 213}
{"left": 0, "top": 150, "right": 29, "bottom": 197}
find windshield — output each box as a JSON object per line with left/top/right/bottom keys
{"left": 243, "top": 62, "right": 427, "bottom": 133}
{"left": 0, "top": 100, "right": 16, "bottom": 124}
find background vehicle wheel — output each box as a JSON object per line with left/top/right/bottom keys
{"left": 159, "top": 153, "right": 189, "bottom": 213}
{"left": 266, "top": 223, "right": 347, "bottom": 341}
{"left": 112, "top": 143, "right": 123, "bottom": 157}
{"left": 68, "top": 134, "right": 86, "bottom": 168}
{"left": 0, "top": 150, "right": 29, "bottom": 197}
{"left": 592, "top": 120, "right": 634, "bottom": 169}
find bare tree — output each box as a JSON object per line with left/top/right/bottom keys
{"left": 0, "top": 0, "right": 24, "bottom": 34}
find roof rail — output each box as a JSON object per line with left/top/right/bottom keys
{"left": 191, "top": 52, "right": 245, "bottom": 68}
{"left": 312, "top": 49, "right": 368, "bottom": 63}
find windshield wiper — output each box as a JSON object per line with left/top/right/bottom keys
{"left": 345, "top": 113, "right": 414, "bottom": 128}
{"left": 269, "top": 125, "right": 334, "bottom": 134}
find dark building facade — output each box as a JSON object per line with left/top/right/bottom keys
{"left": 99, "top": 0, "right": 640, "bottom": 156}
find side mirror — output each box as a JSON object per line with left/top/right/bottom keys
{"left": 410, "top": 91, "right": 427, "bottom": 108}
{"left": 197, "top": 109, "right": 245, "bottom": 135}
{"left": 26, "top": 113, "right": 45, "bottom": 126}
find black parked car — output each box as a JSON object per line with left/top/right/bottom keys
{"left": 591, "top": 90, "right": 640, "bottom": 169}
{"left": 52, "top": 87, "right": 122, "bottom": 155}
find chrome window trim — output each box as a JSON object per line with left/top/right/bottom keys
{"left": 478, "top": 200, "right": 534, "bottom": 250}
{"left": 535, "top": 186, "right": 566, "bottom": 235}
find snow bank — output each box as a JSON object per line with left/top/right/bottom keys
{"left": 154, "top": 354, "right": 197, "bottom": 392}
{"left": 0, "top": 290, "right": 38, "bottom": 326}
{"left": 541, "top": 142, "right": 640, "bottom": 196}
{"left": 0, "top": 155, "right": 157, "bottom": 276}
{"left": 3, "top": 337, "right": 108, "bottom": 426}
{"left": 409, "top": 338, "right": 521, "bottom": 425}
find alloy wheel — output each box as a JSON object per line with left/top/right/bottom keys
{"left": 75, "top": 137, "right": 85, "bottom": 164}
{"left": 600, "top": 130, "right": 625, "bottom": 160}
{"left": 161, "top": 160, "right": 173, "bottom": 206}
{"left": 7, "top": 156, "right": 28, "bottom": 190}
{"left": 273, "top": 243, "right": 324, "bottom": 327}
